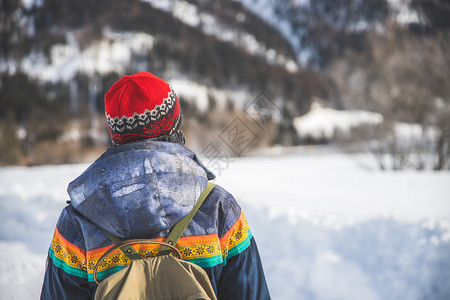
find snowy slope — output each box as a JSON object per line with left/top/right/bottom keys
{"left": 236, "top": 0, "right": 423, "bottom": 66}
{"left": 12, "top": 29, "right": 252, "bottom": 112}
{"left": 292, "top": 101, "right": 437, "bottom": 143}
{"left": 142, "top": 0, "right": 299, "bottom": 72}
{"left": 294, "top": 101, "right": 383, "bottom": 140}
{"left": 17, "top": 30, "right": 155, "bottom": 82}
{"left": 9, "top": 0, "right": 299, "bottom": 85}
{"left": 235, "top": 0, "right": 312, "bottom": 65}
{"left": 1, "top": 149, "right": 449, "bottom": 299}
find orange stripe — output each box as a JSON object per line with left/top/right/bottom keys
{"left": 86, "top": 235, "right": 220, "bottom": 259}
{"left": 86, "top": 245, "right": 115, "bottom": 259}
{"left": 53, "top": 227, "right": 86, "bottom": 258}
{"left": 177, "top": 234, "right": 218, "bottom": 246}
{"left": 85, "top": 234, "right": 223, "bottom": 273}
{"left": 86, "top": 239, "right": 165, "bottom": 261}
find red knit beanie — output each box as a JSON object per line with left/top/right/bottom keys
{"left": 105, "top": 72, "right": 181, "bottom": 145}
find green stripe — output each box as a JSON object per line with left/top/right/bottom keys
{"left": 48, "top": 248, "right": 87, "bottom": 279}
{"left": 185, "top": 254, "right": 224, "bottom": 268}
{"left": 49, "top": 247, "right": 127, "bottom": 283}
{"left": 223, "top": 229, "right": 253, "bottom": 266}
{"left": 49, "top": 228, "right": 254, "bottom": 282}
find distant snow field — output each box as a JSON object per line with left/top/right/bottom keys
{"left": 1, "top": 149, "right": 449, "bottom": 299}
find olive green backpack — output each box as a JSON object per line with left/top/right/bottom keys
{"left": 93, "top": 182, "right": 218, "bottom": 300}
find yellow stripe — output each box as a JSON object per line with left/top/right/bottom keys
{"left": 220, "top": 212, "right": 250, "bottom": 259}
{"left": 51, "top": 214, "right": 251, "bottom": 278}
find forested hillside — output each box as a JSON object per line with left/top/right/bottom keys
{"left": 1, "top": 0, "right": 449, "bottom": 167}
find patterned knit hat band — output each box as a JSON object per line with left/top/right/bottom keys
{"left": 104, "top": 72, "right": 181, "bottom": 145}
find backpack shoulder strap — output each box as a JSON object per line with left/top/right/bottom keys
{"left": 158, "top": 182, "right": 216, "bottom": 256}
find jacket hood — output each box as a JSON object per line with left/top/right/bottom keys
{"left": 67, "top": 140, "right": 215, "bottom": 239}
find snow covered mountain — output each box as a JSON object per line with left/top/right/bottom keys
{"left": 1, "top": 0, "right": 449, "bottom": 166}
{"left": 1, "top": 0, "right": 321, "bottom": 165}
{"left": 234, "top": 0, "right": 433, "bottom": 67}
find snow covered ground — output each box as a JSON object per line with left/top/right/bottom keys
{"left": 0, "top": 148, "right": 449, "bottom": 299}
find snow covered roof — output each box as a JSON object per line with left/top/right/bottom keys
{"left": 293, "top": 101, "right": 383, "bottom": 140}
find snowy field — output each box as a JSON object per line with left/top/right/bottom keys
{"left": 0, "top": 148, "right": 449, "bottom": 300}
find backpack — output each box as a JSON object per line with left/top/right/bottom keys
{"left": 93, "top": 182, "right": 218, "bottom": 300}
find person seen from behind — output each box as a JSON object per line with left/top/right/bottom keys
{"left": 40, "top": 72, "right": 271, "bottom": 299}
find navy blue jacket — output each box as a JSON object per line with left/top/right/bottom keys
{"left": 41, "top": 140, "right": 270, "bottom": 299}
